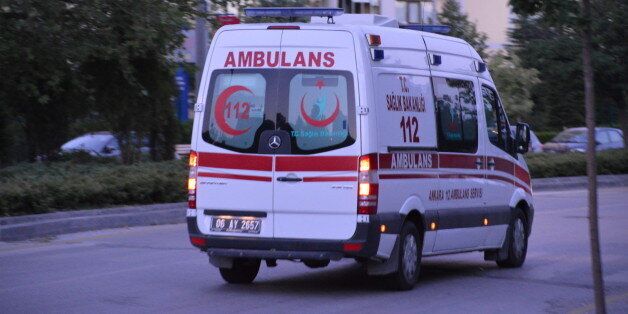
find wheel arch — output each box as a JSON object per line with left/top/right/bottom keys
{"left": 513, "top": 198, "right": 533, "bottom": 236}
{"left": 398, "top": 195, "right": 426, "bottom": 233}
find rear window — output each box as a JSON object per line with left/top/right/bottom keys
{"left": 204, "top": 72, "right": 269, "bottom": 150}
{"left": 283, "top": 73, "right": 351, "bottom": 152}
{"left": 202, "top": 69, "right": 355, "bottom": 154}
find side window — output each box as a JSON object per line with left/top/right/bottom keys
{"left": 596, "top": 131, "right": 610, "bottom": 144}
{"left": 433, "top": 77, "right": 478, "bottom": 153}
{"left": 482, "top": 86, "right": 511, "bottom": 153}
{"left": 608, "top": 130, "right": 624, "bottom": 143}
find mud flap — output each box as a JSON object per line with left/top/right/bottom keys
{"left": 484, "top": 224, "right": 511, "bottom": 261}
{"left": 209, "top": 256, "right": 234, "bottom": 269}
{"left": 366, "top": 236, "right": 400, "bottom": 275}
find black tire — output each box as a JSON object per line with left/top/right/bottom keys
{"left": 219, "top": 258, "right": 261, "bottom": 284}
{"left": 387, "top": 222, "right": 422, "bottom": 290}
{"left": 497, "top": 209, "right": 528, "bottom": 268}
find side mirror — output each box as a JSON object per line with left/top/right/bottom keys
{"left": 515, "top": 123, "right": 531, "bottom": 154}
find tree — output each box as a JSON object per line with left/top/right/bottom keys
{"left": 0, "top": 0, "right": 199, "bottom": 164}
{"left": 508, "top": 15, "right": 585, "bottom": 130}
{"left": 437, "top": 0, "right": 488, "bottom": 58}
{"left": 510, "top": 1, "right": 607, "bottom": 313}
{"left": 488, "top": 52, "right": 540, "bottom": 123}
{"left": 509, "top": 1, "right": 627, "bottom": 140}
{"left": 591, "top": 0, "right": 628, "bottom": 146}
{"left": 0, "top": 1, "right": 91, "bottom": 162}
{"left": 78, "top": 0, "right": 197, "bottom": 163}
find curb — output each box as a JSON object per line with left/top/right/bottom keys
{"left": 2, "top": 175, "right": 627, "bottom": 242}
{"left": 532, "top": 174, "right": 628, "bottom": 191}
{"left": 0, "top": 203, "right": 186, "bottom": 241}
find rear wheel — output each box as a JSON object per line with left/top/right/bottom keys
{"left": 387, "top": 222, "right": 422, "bottom": 290}
{"left": 497, "top": 209, "right": 528, "bottom": 268}
{"left": 219, "top": 258, "right": 261, "bottom": 284}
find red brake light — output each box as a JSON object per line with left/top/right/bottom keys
{"left": 189, "top": 151, "right": 198, "bottom": 167}
{"left": 367, "top": 34, "right": 381, "bottom": 46}
{"left": 190, "top": 236, "right": 206, "bottom": 248}
{"left": 357, "top": 154, "right": 378, "bottom": 215}
{"left": 267, "top": 25, "right": 300, "bottom": 30}
{"left": 188, "top": 151, "right": 198, "bottom": 209}
{"left": 343, "top": 242, "right": 364, "bottom": 252}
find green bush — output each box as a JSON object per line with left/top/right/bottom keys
{"left": 2, "top": 150, "right": 626, "bottom": 216}
{"left": 526, "top": 149, "right": 628, "bottom": 178}
{"left": 0, "top": 160, "right": 187, "bottom": 216}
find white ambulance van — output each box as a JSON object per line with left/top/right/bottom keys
{"left": 187, "top": 8, "right": 534, "bottom": 290}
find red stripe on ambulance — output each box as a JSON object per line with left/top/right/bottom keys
{"left": 197, "top": 152, "right": 272, "bottom": 171}
{"left": 275, "top": 156, "right": 357, "bottom": 172}
{"left": 197, "top": 172, "right": 272, "bottom": 182}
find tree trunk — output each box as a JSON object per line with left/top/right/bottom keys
{"left": 581, "top": 0, "right": 606, "bottom": 313}
{"left": 620, "top": 91, "right": 628, "bottom": 148}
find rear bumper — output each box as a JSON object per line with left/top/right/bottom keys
{"left": 207, "top": 248, "right": 344, "bottom": 261}
{"left": 187, "top": 213, "right": 402, "bottom": 260}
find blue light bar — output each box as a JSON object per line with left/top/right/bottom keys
{"left": 400, "top": 24, "right": 451, "bottom": 35}
{"left": 244, "top": 7, "right": 344, "bottom": 18}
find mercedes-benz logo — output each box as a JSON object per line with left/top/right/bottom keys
{"left": 268, "top": 135, "right": 282, "bottom": 149}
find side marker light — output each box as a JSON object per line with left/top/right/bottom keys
{"left": 430, "top": 222, "right": 437, "bottom": 230}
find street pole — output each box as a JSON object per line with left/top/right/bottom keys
{"left": 195, "top": 0, "right": 208, "bottom": 91}
{"left": 581, "top": 0, "right": 606, "bottom": 313}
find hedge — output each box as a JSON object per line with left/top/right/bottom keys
{"left": 1, "top": 150, "right": 626, "bottom": 216}
{"left": 0, "top": 160, "right": 187, "bottom": 216}
{"left": 526, "top": 149, "right": 628, "bottom": 178}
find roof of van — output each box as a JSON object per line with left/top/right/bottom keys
{"left": 218, "top": 13, "right": 473, "bottom": 49}
{"left": 220, "top": 23, "right": 467, "bottom": 44}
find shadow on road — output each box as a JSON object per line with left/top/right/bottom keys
{"left": 204, "top": 257, "right": 501, "bottom": 295}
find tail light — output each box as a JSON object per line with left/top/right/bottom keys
{"left": 358, "top": 154, "right": 378, "bottom": 215}
{"left": 189, "top": 236, "right": 206, "bottom": 248}
{"left": 188, "top": 151, "right": 198, "bottom": 209}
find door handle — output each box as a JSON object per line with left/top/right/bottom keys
{"left": 487, "top": 159, "right": 496, "bottom": 169}
{"left": 277, "top": 176, "right": 303, "bottom": 182}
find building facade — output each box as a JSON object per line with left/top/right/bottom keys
{"left": 327, "top": 0, "right": 511, "bottom": 50}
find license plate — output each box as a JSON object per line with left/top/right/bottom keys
{"left": 210, "top": 216, "right": 261, "bottom": 234}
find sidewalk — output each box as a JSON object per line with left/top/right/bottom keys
{"left": 2, "top": 174, "right": 627, "bottom": 241}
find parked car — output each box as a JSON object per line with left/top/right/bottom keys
{"left": 60, "top": 132, "right": 149, "bottom": 158}
{"left": 510, "top": 126, "right": 542, "bottom": 153}
{"left": 543, "top": 127, "right": 624, "bottom": 153}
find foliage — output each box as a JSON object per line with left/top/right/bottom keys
{"left": 508, "top": 0, "right": 627, "bottom": 141}
{"left": 534, "top": 130, "right": 558, "bottom": 143}
{"left": 488, "top": 52, "right": 540, "bottom": 123}
{"left": 2, "top": 149, "right": 627, "bottom": 215}
{"left": 0, "top": 0, "right": 199, "bottom": 165}
{"left": 0, "top": 160, "right": 187, "bottom": 216}
{"left": 526, "top": 149, "right": 628, "bottom": 178}
{"left": 437, "top": 0, "right": 488, "bottom": 58}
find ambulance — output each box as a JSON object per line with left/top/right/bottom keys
{"left": 186, "top": 8, "right": 534, "bottom": 290}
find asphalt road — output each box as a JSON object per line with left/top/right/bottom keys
{"left": 1, "top": 187, "right": 627, "bottom": 313}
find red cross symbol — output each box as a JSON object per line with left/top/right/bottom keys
{"left": 315, "top": 79, "right": 325, "bottom": 90}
